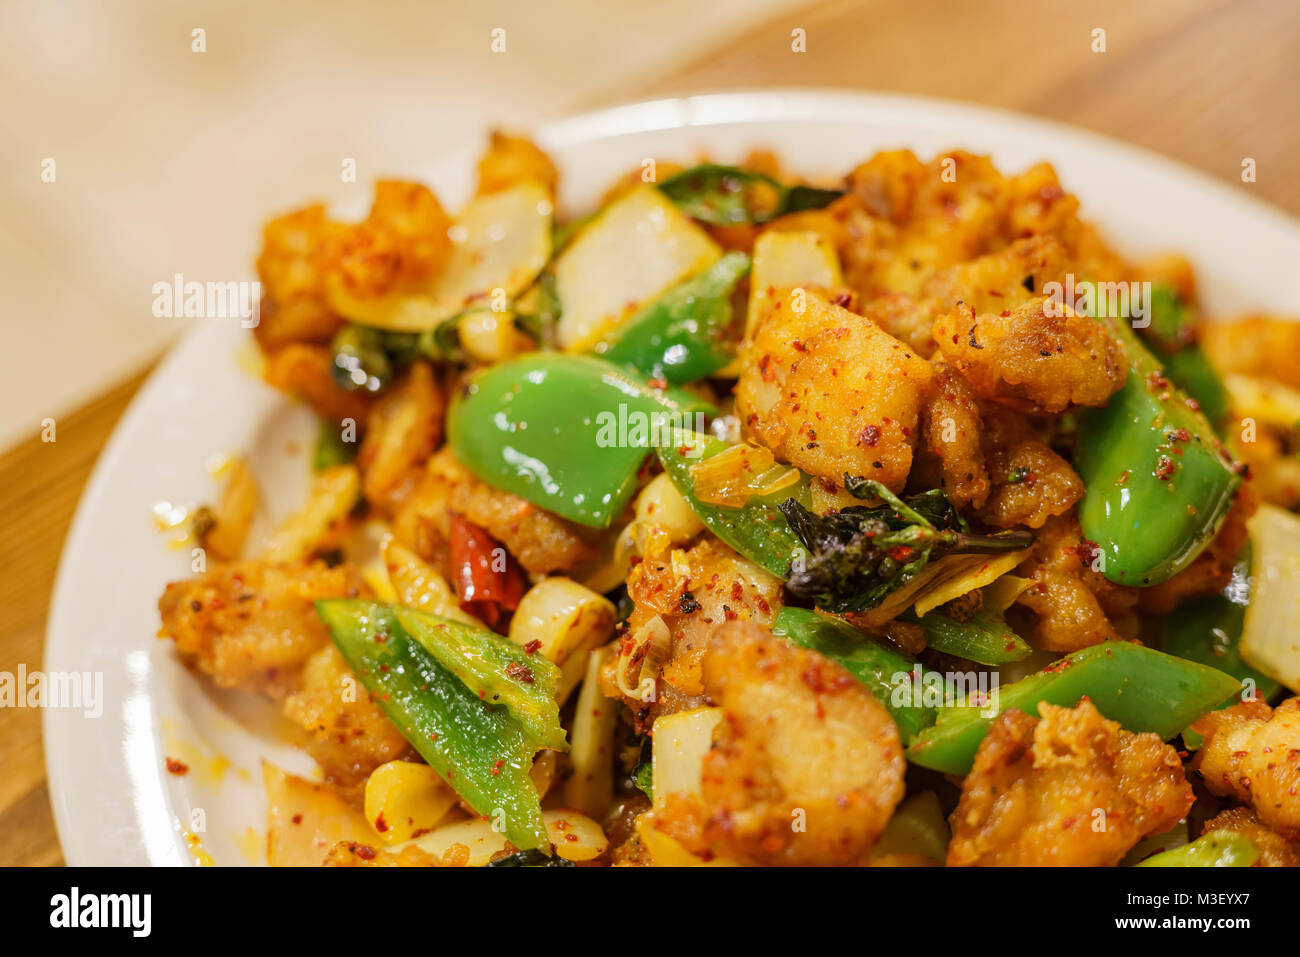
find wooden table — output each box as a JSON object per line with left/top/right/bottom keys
{"left": 2, "top": 0, "right": 1295, "bottom": 866}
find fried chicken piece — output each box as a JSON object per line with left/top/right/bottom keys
{"left": 1237, "top": 429, "right": 1300, "bottom": 511}
{"left": 391, "top": 449, "right": 596, "bottom": 575}
{"left": 1200, "top": 807, "right": 1300, "bottom": 867}
{"left": 1003, "top": 164, "right": 1085, "bottom": 245}
{"left": 919, "top": 362, "right": 990, "bottom": 509}
{"left": 254, "top": 204, "right": 347, "bottom": 350}
{"left": 262, "top": 342, "right": 377, "bottom": 426}
{"left": 158, "top": 561, "right": 361, "bottom": 699}
{"left": 975, "top": 406, "right": 1083, "bottom": 529}
{"left": 327, "top": 180, "right": 452, "bottom": 300}
{"left": 948, "top": 699, "right": 1193, "bottom": 866}
{"left": 1191, "top": 698, "right": 1300, "bottom": 840}
{"left": 845, "top": 151, "right": 1011, "bottom": 299}
{"left": 1202, "top": 316, "right": 1300, "bottom": 390}
{"left": 610, "top": 538, "right": 781, "bottom": 729}
{"left": 653, "top": 620, "right": 906, "bottom": 866}
{"left": 159, "top": 560, "right": 410, "bottom": 792}
{"left": 921, "top": 236, "right": 1069, "bottom": 320}
{"left": 932, "top": 296, "right": 1126, "bottom": 413}
{"left": 283, "top": 644, "right": 414, "bottom": 795}
{"left": 844, "top": 149, "right": 929, "bottom": 225}
{"left": 476, "top": 131, "right": 558, "bottom": 199}
{"left": 859, "top": 291, "right": 937, "bottom": 357}
{"left": 737, "top": 290, "right": 933, "bottom": 493}
{"left": 1014, "top": 515, "right": 1133, "bottom": 651}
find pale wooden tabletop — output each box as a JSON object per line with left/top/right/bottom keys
{"left": 2, "top": 0, "right": 1296, "bottom": 866}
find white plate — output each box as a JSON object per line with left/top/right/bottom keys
{"left": 45, "top": 90, "right": 1300, "bottom": 866}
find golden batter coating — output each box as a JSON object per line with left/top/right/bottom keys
{"left": 1191, "top": 698, "right": 1300, "bottom": 840}
{"left": 655, "top": 620, "right": 905, "bottom": 866}
{"left": 391, "top": 449, "right": 596, "bottom": 575}
{"left": 975, "top": 406, "right": 1082, "bottom": 529}
{"left": 948, "top": 699, "right": 1193, "bottom": 866}
{"left": 327, "top": 180, "right": 452, "bottom": 301}
{"left": 737, "top": 290, "right": 933, "bottom": 493}
{"left": 157, "top": 560, "right": 361, "bottom": 699}
{"left": 613, "top": 538, "right": 781, "bottom": 729}
{"left": 1014, "top": 515, "right": 1127, "bottom": 651}
{"left": 932, "top": 296, "right": 1126, "bottom": 413}
{"left": 255, "top": 204, "right": 347, "bottom": 350}
{"left": 919, "top": 362, "right": 990, "bottom": 509}
{"left": 476, "top": 131, "right": 559, "bottom": 199}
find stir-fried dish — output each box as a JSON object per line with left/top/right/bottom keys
{"left": 157, "top": 134, "right": 1300, "bottom": 867}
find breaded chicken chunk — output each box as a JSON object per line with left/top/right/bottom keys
{"left": 283, "top": 645, "right": 413, "bottom": 794}
{"left": 654, "top": 620, "right": 906, "bottom": 866}
{"left": 737, "top": 291, "right": 934, "bottom": 493}
{"left": 157, "top": 560, "right": 361, "bottom": 699}
{"left": 976, "top": 406, "right": 1083, "bottom": 529}
{"left": 392, "top": 449, "right": 596, "bottom": 575}
{"left": 1014, "top": 515, "right": 1133, "bottom": 651}
{"left": 327, "top": 180, "right": 452, "bottom": 301}
{"left": 921, "top": 236, "right": 1069, "bottom": 319}
{"left": 611, "top": 538, "right": 781, "bottom": 729}
{"left": 1202, "top": 315, "right": 1300, "bottom": 390}
{"left": 919, "top": 362, "right": 990, "bottom": 509}
{"left": 1191, "top": 698, "right": 1300, "bottom": 840}
{"left": 948, "top": 699, "right": 1193, "bottom": 866}
{"left": 476, "top": 131, "right": 558, "bottom": 199}
{"left": 932, "top": 297, "right": 1126, "bottom": 413}
{"left": 255, "top": 205, "right": 347, "bottom": 350}
{"left": 159, "top": 560, "right": 409, "bottom": 792}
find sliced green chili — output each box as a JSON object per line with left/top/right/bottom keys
{"left": 600, "top": 251, "right": 750, "bottom": 384}
{"left": 914, "top": 607, "right": 1032, "bottom": 666}
{"left": 1141, "top": 284, "right": 1232, "bottom": 426}
{"left": 1136, "top": 831, "right": 1259, "bottom": 868}
{"left": 394, "top": 607, "right": 566, "bottom": 752}
{"left": 312, "top": 417, "right": 357, "bottom": 471}
{"left": 1076, "top": 317, "right": 1240, "bottom": 587}
{"left": 316, "top": 599, "right": 549, "bottom": 851}
{"left": 655, "top": 431, "right": 808, "bottom": 577}
{"left": 905, "top": 641, "right": 1242, "bottom": 775}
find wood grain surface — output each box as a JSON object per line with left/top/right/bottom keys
{"left": 2, "top": 0, "right": 1295, "bottom": 865}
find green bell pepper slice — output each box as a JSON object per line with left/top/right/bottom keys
{"left": 599, "top": 251, "right": 750, "bottom": 384}
{"left": 316, "top": 599, "right": 550, "bottom": 851}
{"left": 656, "top": 431, "right": 808, "bottom": 577}
{"left": 914, "top": 607, "right": 1032, "bottom": 666}
{"left": 1136, "top": 831, "right": 1259, "bottom": 868}
{"left": 1141, "top": 284, "right": 1232, "bottom": 427}
{"left": 772, "top": 606, "right": 936, "bottom": 743}
{"left": 394, "top": 607, "right": 567, "bottom": 752}
{"left": 1076, "top": 317, "right": 1241, "bottom": 587}
{"left": 658, "top": 164, "right": 843, "bottom": 225}
{"left": 448, "top": 354, "right": 715, "bottom": 528}
{"left": 905, "top": 641, "right": 1242, "bottom": 775}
